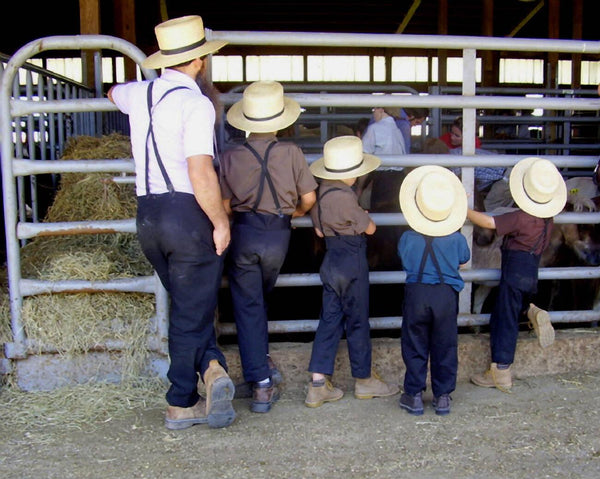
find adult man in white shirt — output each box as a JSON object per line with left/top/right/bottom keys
{"left": 108, "top": 15, "right": 235, "bottom": 431}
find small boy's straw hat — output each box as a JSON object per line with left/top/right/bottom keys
{"left": 399, "top": 165, "right": 467, "bottom": 237}
{"left": 142, "top": 15, "right": 227, "bottom": 69}
{"left": 509, "top": 157, "right": 566, "bottom": 218}
{"left": 309, "top": 136, "right": 381, "bottom": 180}
{"left": 226, "top": 81, "right": 301, "bottom": 133}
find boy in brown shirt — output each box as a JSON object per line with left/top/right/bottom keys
{"left": 305, "top": 135, "right": 399, "bottom": 407}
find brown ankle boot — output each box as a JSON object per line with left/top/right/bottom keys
{"left": 164, "top": 398, "right": 208, "bottom": 430}
{"left": 354, "top": 372, "right": 400, "bottom": 399}
{"left": 305, "top": 379, "right": 344, "bottom": 408}
{"left": 203, "top": 360, "right": 236, "bottom": 428}
{"left": 471, "top": 363, "right": 512, "bottom": 392}
{"left": 527, "top": 303, "right": 555, "bottom": 348}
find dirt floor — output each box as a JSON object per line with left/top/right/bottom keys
{"left": 1, "top": 370, "right": 599, "bottom": 479}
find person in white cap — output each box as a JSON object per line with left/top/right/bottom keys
{"left": 108, "top": 15, "right": 235, "bottom": 430}
{"left": 397, "top": 165, "right": 470, "bottom": 416}
{"left": 304, "top": 135, "right": 399, "bottom": 408}
{"left": 221, "top": 81, "right": 317, "bottom": 413}
{"left": 468, "top": 157, "right": 567, "bottom": 392}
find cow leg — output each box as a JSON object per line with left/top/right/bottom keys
{"left": 472, "top": 283, "right": 494, "bottom": 314}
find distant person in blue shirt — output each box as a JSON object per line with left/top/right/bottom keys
{"left": 397, "top": 165, "right": 470, "bottom": 416}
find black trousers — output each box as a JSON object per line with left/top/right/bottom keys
{"left": 490, "top": 249, "right": 539, "bottom": 365}
{"left": 402, "top": 283, "right": 458, "bottom": 397}
{"left": 137, "top": 192, "right": 226, "bottom": 408}
{"left": 309, "top": 235, "right": 372, "bottom": 379}
{"left": 226, "top": 212, "right": 291, "bottom": 383}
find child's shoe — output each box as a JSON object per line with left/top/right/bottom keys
{"left": 305, "top": 379, "right": 344, "bottom": 408}
{"left": 399, "top": 391, "right": 424, "bottom": 415}
{"left": 432, "top": 394, "right": 452, "bottom": 416}
{"left": 354, "top": 372, "right": 400, "bottom": 399}
{"left": 527, "top": 303, "right": 555, "bottom": 348}
{"left": 471, "top": 363, "right": 512, "bottom": 393}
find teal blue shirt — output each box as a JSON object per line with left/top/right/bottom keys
{"left": 398, "top": 230, "right": 470, "bottom": 292}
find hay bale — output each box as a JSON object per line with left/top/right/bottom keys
{"left": 4, "top": 134, "right": 159, "bottom": 388}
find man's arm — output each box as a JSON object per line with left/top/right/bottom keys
{"left": 187, "top": 154, "right": 231, "bottom": 256}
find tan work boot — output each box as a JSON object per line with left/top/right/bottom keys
{"left": 470, "top": 363, "right": 512, "bottom": 393}
{"left": 354, "top": 372, "right": 400, "bottom": 399}
{"left": 203, "top": 359, "right": 236, "bottom": 428}
{"left": 305, "top": 379, "right": 344, "bottom": 408}
{"left": 527, "top": 303, "right": 555, "bottom": 348}
{"left": 164, "top": 398, "right": 208, "bottom": 430}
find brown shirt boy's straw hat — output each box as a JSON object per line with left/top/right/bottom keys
{"left": 142, "top": 15, "right": 228, "bottom": 69}
{"left": 399, "top": 165, "right": 467, "bottom": 237}
{"left": 226, "top": 81, "right": 302, "bottom": 133}
{"left": 310, "top": 136, "right": 381, "bottom": 180}
{"left": 509, "top": 157, "right": 567, "bottom": 218}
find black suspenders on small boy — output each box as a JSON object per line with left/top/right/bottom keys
{"left": 242, "top": 141, "right": 284, "bottom": 217}
{"left": 145, "top": 81, "right": 189, "bottom": 196}
{"left": 417, "top": 236, "right": 445, "bottom": 285}
{"left": 316, "top": 185, "right": 343, "bottom": 236}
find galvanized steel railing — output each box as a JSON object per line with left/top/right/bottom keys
{"left": 2, "top": 31, "right": 600, "bottom": 360}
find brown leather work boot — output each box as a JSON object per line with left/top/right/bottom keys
{"left": 305, "top": 379, "right": 344, "bottom": 408}
{"left": 203, "top": 359, "right": 236, "bottom": 428}
{"left": 164, "top": 398, "right": 208, "bottom": 430}
{"left": 251, "top": 380, "right": 280, "bottom": 413}
{"left": 527, "top": 303, "right": 555, "bottom": 348}
{"left": 471, "top": 363, "right": 512, "bottom": 393}
{"left": 354, "top": 372, "right": 400, "bottom": 399}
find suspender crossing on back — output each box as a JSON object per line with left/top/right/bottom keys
{"left": 242, "top": 141, "right": 284, "bottom": 217}
{"left": 145, "top": 81, "right": 190, "bottom": 195}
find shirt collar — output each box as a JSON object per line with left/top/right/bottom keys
{"left": 160, "top": 69, "right": 201, "bottom": 92}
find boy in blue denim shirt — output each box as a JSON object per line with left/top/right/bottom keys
{"left": 397, "top": 165, "right": 470, "bottom": 415}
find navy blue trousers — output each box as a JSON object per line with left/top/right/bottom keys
{"left": 490, "top": 249, "right": 539, "bottom": 365}
{"left": 226, "top": 212, "right": 291, "bottom": 383}
{"left": 309, "top": 235, "right": 372, "bottom": 379}
{"left": 137, "top": 193, "right": 226, "bottom": 408}
{"left": 402, "top": 283, "right": 458, "bottom": 397}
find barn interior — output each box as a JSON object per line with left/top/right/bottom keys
{"left": 1, "top": 0, "right": 600, "bottom": 393}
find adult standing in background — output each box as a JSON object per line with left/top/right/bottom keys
{"left": 221, "top": 81, "right": 317, "bottom": 414}
{"left": 395, "top": 107, "right": 429, "bottom": 152}
{"left": 362, "top": 107, "right": 407, "bottom": 156}
{"left": 108, "top": 15, "right": 236, "bottom": 430}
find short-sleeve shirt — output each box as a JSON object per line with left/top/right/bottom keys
{"left": 398, "top": 230, "right": 470, "bottom": 292}
{"left": 110, "top": 69, "right": 215, "bottom": 196}
{"left": 362, "top": 116, "right": 407, "bottom": 156}
{"left": 494, "top": 209, "right": 554, "bottom": 256}
{"left": 310, "top": 180, "right": 371, "bottom": 236}
{"left": 220, "top": 135, "right": 317, "bottom": 216}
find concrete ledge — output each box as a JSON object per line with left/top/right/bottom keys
{"left": 6, "top": 329, "right": 600, "bottom": 392}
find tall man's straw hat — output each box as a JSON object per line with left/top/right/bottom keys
{"left": 310, "top": 136, "right": 381, "bottom": 180}
{"left": 399, "top": 165, "right": 467, "bottom": 237}
{"left": 226, "top": 81, "right": 302, "bottom": 133}
{"left": 509, "top": 157, "right": 567, "bottom": 218}
{"left": 142, "top": 15, "right": 228, "bottom": 69}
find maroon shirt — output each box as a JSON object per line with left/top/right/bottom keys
{"left": 494, "top": 209, "right": 554, "bottom": 256}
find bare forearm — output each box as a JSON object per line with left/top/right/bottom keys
{"left": 188, "top": 155, "right": 231, "bottom": 254}
{"left": 467, "top": 208, "right": 496, "bottom": 229}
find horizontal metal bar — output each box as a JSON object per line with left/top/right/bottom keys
{"left": 215, "top": 309, "right": 600, "bottom": 335}
{"left": 17, "top": 219, "right": 137, "bottom": 239}
{"left": 12, "top": 159, "right": 135, "bottom": 176}
{"left": 211, "top": 30, "right": 600, "bottom": 54}
{"left": 19, "top": 276, "right": 155, "bottom": 297}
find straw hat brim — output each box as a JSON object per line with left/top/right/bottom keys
{"left": 310, "top": 153, "right": 381, "bottom": 180}
{"left": 226, "top": 97, "right": 302, "bottom": 133}
{"left": 142, "top": 40, "right": 228, "bottom": 69}
{"left": 509, "top": 157, "right": 567, "bottom": 218}
{"left": 399, "top": 165, "right": 467, "bottom": 237}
